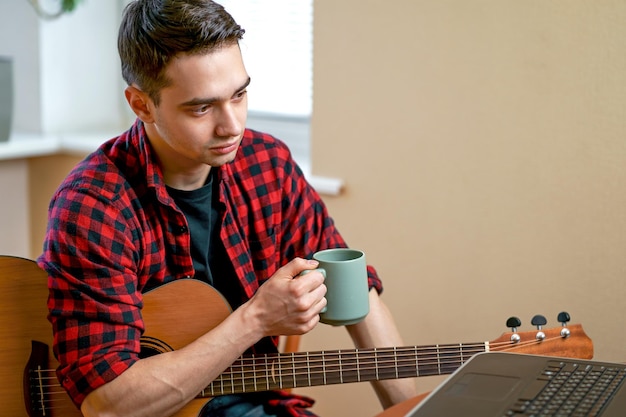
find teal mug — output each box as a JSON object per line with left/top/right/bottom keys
{"left": 302, "top": 248, "right": 370, "bottom": 326}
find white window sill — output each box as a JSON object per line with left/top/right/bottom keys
{"left": 305, "top": 174, "right": 343, "bottom": 196}
{"left": 0, "top": 132, "right": 60, "bottom": 159}
{"left": 0, "top": 131, "right": 344, "bottom": 196}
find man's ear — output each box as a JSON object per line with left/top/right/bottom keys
{"left": 125, "top": 85, "right": 155, "bottom": 123}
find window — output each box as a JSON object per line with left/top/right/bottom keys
{"left": 218, "top": 0, "right": 313, "bottom": 117}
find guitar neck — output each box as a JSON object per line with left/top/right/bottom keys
{"left": 201, "top": 343, "right": 487, "bottom": 397}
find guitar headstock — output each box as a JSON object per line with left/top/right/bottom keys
{"left": 488, "top": 314, "right": 593, "bottom": 360}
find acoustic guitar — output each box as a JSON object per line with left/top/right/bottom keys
{"left": 1, "top": 256, "right": 593, "bottom": 417}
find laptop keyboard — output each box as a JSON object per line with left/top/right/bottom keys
{"left": 505, "top": 360, "right": 626, "bottom": 416}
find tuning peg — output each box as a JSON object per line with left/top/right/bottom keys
{"left": 506, "top": 316, "right": 522, "bottom": 331}
{"left": 506, "top": 316, "right": 522, "bottom": 343}
{"left": 557, "top": 311, "right": 570, "bottom": 325}
{"left": 531, "top": 314, "right": 547, "bottom": 341}
{"left": 557, "top": 311, "right": 571, "bottom": 338}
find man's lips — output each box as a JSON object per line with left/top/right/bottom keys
{"left": 210, "top": 141, "right": 239, "bottom": 155}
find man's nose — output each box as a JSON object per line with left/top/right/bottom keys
{"left": 215, "top": 104, "right": 242, "bottom": 137}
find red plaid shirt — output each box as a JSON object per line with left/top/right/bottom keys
{"left": 38, "top": 120, "right": 382, "bottom": 415}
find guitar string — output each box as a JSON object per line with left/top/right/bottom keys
{"left": 199, "top": 337, "right": 553, "bottom": 393}
{"left": 29, "top": 335, "right": 561, "bottom": 407}
{"left": 191, "top": 336, "right": 558, "bottom": 381}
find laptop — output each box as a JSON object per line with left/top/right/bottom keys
{"left": 406, "top": 351, "right": 626, "bottom": 416}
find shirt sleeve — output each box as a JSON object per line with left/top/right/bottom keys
{"left": 38, "top": 185, "right": 144, "bottom": 406}
{"left": 274, "top": 142, "right": 383, "bottom": 293}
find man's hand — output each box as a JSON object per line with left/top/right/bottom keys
{"left": 242, "top": 257, "right": 327, "bottom": 337}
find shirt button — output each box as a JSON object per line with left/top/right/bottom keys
{"left": 176, "top": 225, "right": 188, "bottom": 234}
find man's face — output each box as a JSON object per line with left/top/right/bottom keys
{"left": 145, "top": 44, "right": 250, "bottom": 171}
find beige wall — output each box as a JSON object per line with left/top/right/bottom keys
{"left": 298, "top": 1, "right": 626, "bottom": 416}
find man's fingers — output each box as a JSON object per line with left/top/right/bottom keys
{"left": 275, "top": 257, "right": 319, "bottom": 279}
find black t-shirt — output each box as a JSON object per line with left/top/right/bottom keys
{"left": 166, "top": 170, "right": 242, "bottom": 309}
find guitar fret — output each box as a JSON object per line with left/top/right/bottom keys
{"left": 278, "top": 354, "right": 283, "bottom": 389}
{"left": 437, "top": 345, "right": 441, "bottom": 375}
{"left": 356, "top": 349, "right": 361, "bottom": 382}
{"left": 307, "top": 351, "right": 311, "bottom": 386}
{"left": 291, "top": 352, "right": 296, "bottom": 388}
{"left": 394, "top": 347, "right": 399, "bottom": 379}
{"left": 374, "top": 347, "right": 379, "bottom": 380}
{"left": 265, "top": 354, "right": 270, "bottom": 391}
{"left": 240, "top": 358, "right": 245, "bottom": 393}
{"left": 253, "top": 355, "right": 257, "bottom": 392}
{"left": 322, "top": 351, "right": 327, "bottom": 385}
{"left": 231, "top": 361, "right": 236, "bottom": 393}
{"left": 338, "top": 350, "right": 343, "bottom": 384}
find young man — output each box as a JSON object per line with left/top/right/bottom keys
{"left": 38, "top": 1, "right": 417, "bottom": 416}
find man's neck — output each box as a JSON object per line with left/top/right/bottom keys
{"left": 163, "top": 166, "right": 212, "bottom": 191}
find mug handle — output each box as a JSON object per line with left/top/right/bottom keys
{"left": 298, "top": 268, "right": 327, "bottom": 313}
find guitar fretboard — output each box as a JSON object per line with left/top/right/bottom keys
{"left": 201, "top": 343, "right": 488, "bottom": 397}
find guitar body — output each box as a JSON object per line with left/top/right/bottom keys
{"left": 0, "top": 256, "right": 79, "bottom": 416}
{"left": 140, "top": 278, "right": 232, "bottom": 354}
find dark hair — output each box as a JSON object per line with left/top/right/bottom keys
{"left": 118, "top": 0, "right": 245, "bottom": 104}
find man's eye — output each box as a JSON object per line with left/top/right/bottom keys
{"left": 194, "top": 105, "right": 211, "bottom": 114}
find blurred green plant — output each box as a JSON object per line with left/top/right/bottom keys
{"left": 28, "top": 0, "right": 84, "bottom": 20}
